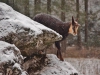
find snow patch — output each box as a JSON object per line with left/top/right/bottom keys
{"left": 66, "top": 58, "right": 100, "bottom": 75}
{"left": 38, "top": 54, "right": 78, "bottom": 75}
{"left": 13, "top": 63, "right": 22, "bottom": 71}
{"left": 0, "top": 41, "right": 27, "bottom": 75}
{"left": 0, "top": 41, "right": 21, "bottom": 63}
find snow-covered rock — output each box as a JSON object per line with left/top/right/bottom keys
{"left": 0, "top": 41, "right": 27, "bottom": 75}
{"left": 0, "top": 41, "right": 78, "bottom": 75}
{"left": 0, "top": 41, "right": 21, "bottom": 64}
{"left": 0, "top": 2, "right": 62, "bottom": 56}
{"left": 40, "top": 54, "right": 78, "bottom": 75}
{"left": 23, "top": 54, "right": 78, "bottom": 75}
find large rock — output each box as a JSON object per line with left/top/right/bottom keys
{"left": 0, "top": 41, "right": 78, "bottom": 75}
{"left": 0, "top": 2, "right": 62, "bottom": 56}
{"left": 23, "top": 54, "right": 78, "bottom": 75}
{"left": 0, "top": 41, "right": 27, "bottom": 75}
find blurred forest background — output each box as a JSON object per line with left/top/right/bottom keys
{"left": 0, "top": 0, "right": 100, "bottom": 58}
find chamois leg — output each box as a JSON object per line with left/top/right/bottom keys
{"left": 55, "top": 41, "right": 64, "bottom": 61}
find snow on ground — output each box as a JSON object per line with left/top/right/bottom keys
{"left": 0, "top": 2, "right": 62, "bottom": 39}
{"left": 65, "top": 58, "right": 100, "bottom": 75}
{"left": 37, "top": 54, "right": 78, "bottom": 75}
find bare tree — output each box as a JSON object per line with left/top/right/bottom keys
{"left": 23, "top": 0, "right": 30, "bottom": 17}
{"left": 0, "top": 0, "right": 4, "bottom": 3}
{"left": 84, "top": 0, "right": 88, "bottom": 42}
{"left": 8, "top": 0, "right": 15, "bottom": 9}
{"left": 34, "top": 0, "right": 41, "bottom": 15}
{"left": 6, "top": 0, "right": 9, "bottom": 5}
{"left": 61, "top": 0, "right": 66, "bottom": 52}
{"left": 76, "top": 0, "right": 82, "bottom": 49}
{"left": 61, "top": 0, "right": 65, "bottom": 21}
{"left": 47, "top": 0, "right": 51, "bottom": 14}
{"left": 0, "top": 0, "right": 9, "bottom": 4}
{"left": 13, "top": 0, "right": 20, "bottom": 12}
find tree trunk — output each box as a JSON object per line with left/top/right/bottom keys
{"left": 23, "top": 0, "right": 30, "bottom": 17}
{"left": 13, "top": 0, "right": 20, "bottom": 12}
{"left": 76, "top": 0, "right": 82, "bottom": 49}
{"left": 61, "top": 0, "right": 65, "bottom": 21}
{"left": 84, "top": 0, "right": 88, "bottom": 43}
{"left": 12, "top": 0, "right": 14, "bottom": 8}
{"left": 6, "top": 0, "right": 9, "bottom": 5}
{"left": 8, "top": 0, "right": 14, "bottom": 9}
{"left": 0, "top": 0, "right": 7, "bottom": 3}
{"left": 34, "top": 0, "right": 41, "bottom": 15}
{"left": 61, "top": 0, "right": 66, "bottom": 52}
{"left": 47, "top": 0, "right": 51, "bottom": 14}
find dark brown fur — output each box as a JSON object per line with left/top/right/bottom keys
{"left": 33, "top": 14, "right": 71, "bottom": 39}
{"left": 33, "top": 13, "right": 78, "bottom": 61}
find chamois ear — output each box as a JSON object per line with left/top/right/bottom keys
{"left": 72, "top": 16, "right": 75, "bottom": 25}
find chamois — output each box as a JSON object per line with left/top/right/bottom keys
{"left": 33, "top": 13, "right": 80, "bottom": 61}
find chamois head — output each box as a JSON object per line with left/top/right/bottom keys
{"left": 69, "top": 16, "right": 80, "bottom": 36}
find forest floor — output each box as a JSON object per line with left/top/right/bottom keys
{"left": 47, "top": 46, "right": 100, "bottom": 75}
{"left": 65, "top": 58, "right": 100, "bottom": 75}
{"left": 63, "top": 46, "right": 100, "bottom": 59}
{"left": 47, "top": 45, "right": 100, "bottom": 59}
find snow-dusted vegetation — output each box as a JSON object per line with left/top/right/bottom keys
{"left": 66, "top": 58, "right": 100, "bottom": 75}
